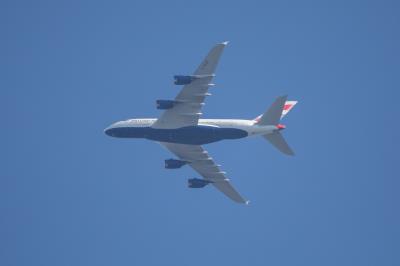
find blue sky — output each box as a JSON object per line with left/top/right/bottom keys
{"left": 1, "top": 1, "right": 399, "bottom": 265}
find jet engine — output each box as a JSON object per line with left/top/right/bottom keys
{"left": 165, "top": 159, "right": 188, "bottom": 169}
{"left": 156, "top": 100, "right": 176, "bottom": 110}
{"left": 173, "top": 75, "right": 196, "bottom": 85}
{"left": 188, "top": 178, "right": 213, "bottom": 188}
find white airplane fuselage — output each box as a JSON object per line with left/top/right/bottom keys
{"left": 105, "top": 119, "right": 280, "bottom": 145}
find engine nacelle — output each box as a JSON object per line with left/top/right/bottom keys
{"left": 174, "top": 75, "right": 196, "bottom": 85}
{"left": 188, "top": 178, "right": 213, "bottom": 188}
{"left": 156, "top": 100, "right": 176, "bottom": 110}
{"left": 165, "top": 159, "right": 188, "bottom": 169}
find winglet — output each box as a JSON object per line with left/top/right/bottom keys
{"left": 221, "top": 41, "right": 229, "bottom": 45}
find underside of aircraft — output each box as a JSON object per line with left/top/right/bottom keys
{"left": 105, "top": 42, "right": 297, "bottom": 204}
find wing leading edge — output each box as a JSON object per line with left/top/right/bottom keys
{"left": 160, "top": 142, "right": 249, "bottom": 204}
{"left": 152, "top": 42, "right": 228, "bottom": 129}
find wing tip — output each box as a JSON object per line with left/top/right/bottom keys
{"left": 245, "top": 200, "right": 250, "bottom": 205}
{"left": 283, "top": 148, "right": 295, "bottom": 156}
{"left": 221, "top": 41, "right": 229, "bottom": 46}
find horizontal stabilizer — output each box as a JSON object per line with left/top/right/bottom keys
{"left": 257, "top": 95, "right": 288, "bottom": 125}
{"left": 263, "top": 132, "right": 294, "bottom": 156}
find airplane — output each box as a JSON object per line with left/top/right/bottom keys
{"left": 104, "top": 42, "right": 297, "bottom": 204}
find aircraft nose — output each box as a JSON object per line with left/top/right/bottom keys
{"left": 105, "top": 121, "right": 124, "bottom": 137}
{"left": 104, "top": 126, "right": 114, "bottom": 137}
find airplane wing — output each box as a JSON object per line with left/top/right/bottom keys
{"left": 160, "top": 142, "right": 249, "bottom": 204}
{"left": 152, "top": 42, "right": 228, "bottom": 129}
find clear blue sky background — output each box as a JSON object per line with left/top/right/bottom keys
{"left": 1, "top": 1, "right": 399, "bottom": 265}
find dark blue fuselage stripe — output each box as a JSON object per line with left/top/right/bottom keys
{"left": 105, "top": 126, "right": 248, "bottom": 145}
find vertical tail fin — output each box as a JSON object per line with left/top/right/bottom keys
{"left": 281, "top": 101, "right": 298, "bottom": 119}
{"left": 254, "top": 97, "right": 298, "bottom": 124}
